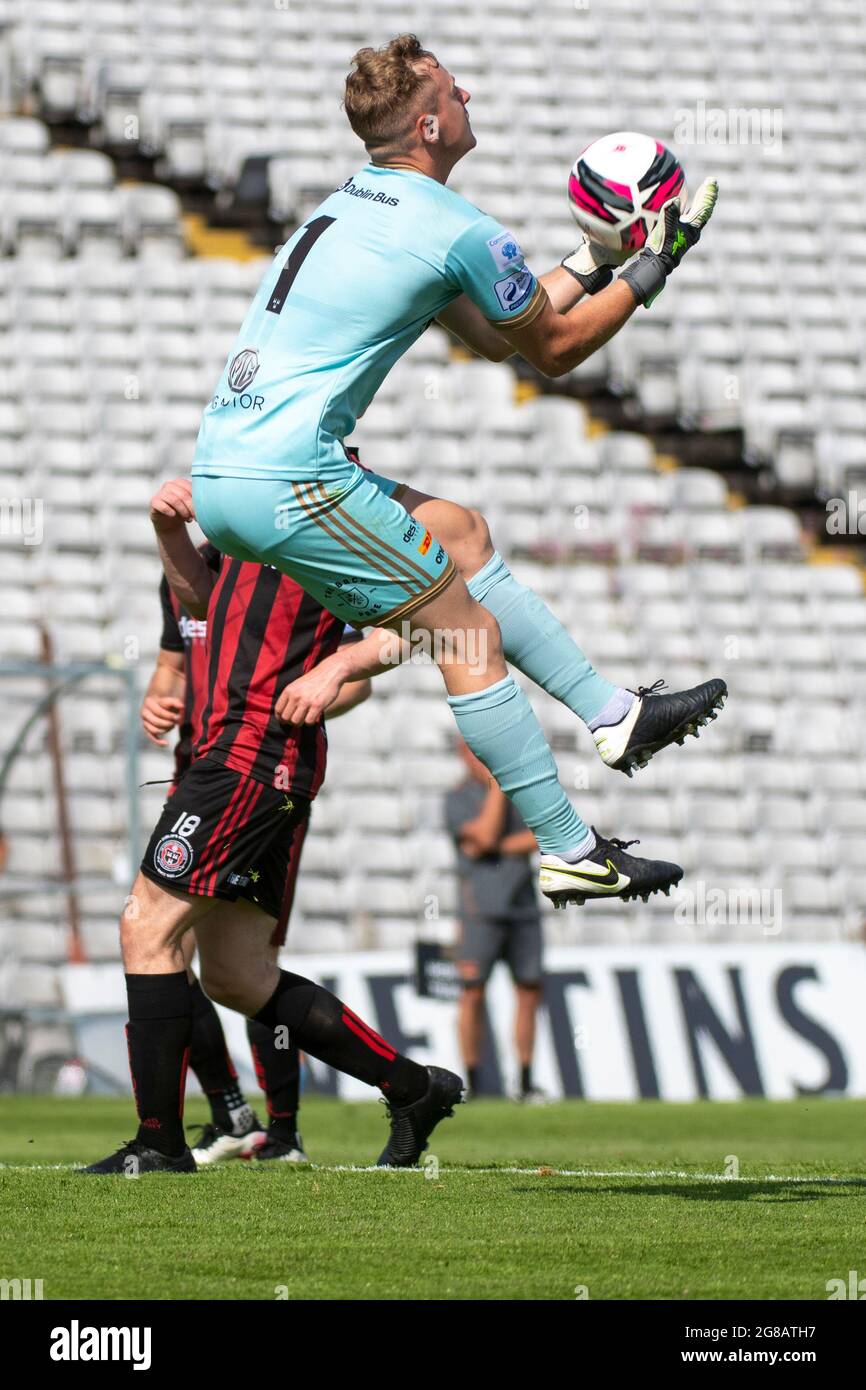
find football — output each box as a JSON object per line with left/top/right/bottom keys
{"left": 567, "top": 130, "right": 687, "bottom": 254}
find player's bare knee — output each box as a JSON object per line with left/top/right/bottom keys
{"left": 465, "top": 507, "right": 494, "bottom": 568}
{"left": 120, "top": 909, "right": 183, "bottom": 963}
{"left": 200, "top": 970, "right": 254, "bottom": 1015}
{"left": 119, "top": 875, "right": 195, "bottom": 969}
{"left": 446, "top": 506, "right": 494, "bottom": 578}
{"left": 438, "top": 595, "right": 502, "bottom": 679}
{"left": 474, "top": 600, "right": 503, "bottom": 662}
{"left": 198, "top": 961, "right": 234, "bottom": 1008}
{"left": 199, "top": 955, "right": 270, "bottom": 1015}
{"left": 119, "top": 914, "right": 181, "bottom": 971}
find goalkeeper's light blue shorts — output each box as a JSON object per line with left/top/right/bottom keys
{"left": 192, "top": 454, "right": 456, "bottom": 628}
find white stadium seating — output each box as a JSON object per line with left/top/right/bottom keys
{"left": 0, "top": 0, "right": 864, "bottom": 489}
{"left": 1, "top": 5, "right": 866, "bottom": 977}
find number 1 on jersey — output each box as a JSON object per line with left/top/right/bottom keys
{"left": 266, "top": 215, "right": 336, "bottom": 315}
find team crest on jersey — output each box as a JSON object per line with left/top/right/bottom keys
{"left": 153, "top": 834, "right": 193, "bottom": 878}
{"left": 486, "top": 230, "right": 522, "bottom": 273}
{"left": 228, "top": 348, "right": 260, "bottom": 393}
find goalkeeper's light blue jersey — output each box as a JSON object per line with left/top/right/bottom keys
{"left": 191, "top": 162, "right": 544, "bottom": 482}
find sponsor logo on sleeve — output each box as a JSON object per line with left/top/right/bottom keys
{"left": 486, "top": 230, "right": 523, "bottom": 272}
{"left": 417, "top": 529, "right": 433, "bottom": 556}
{"left": 493, "top": 268, "right": 536, "bottom": 315}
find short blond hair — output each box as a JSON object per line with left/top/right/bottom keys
{"left": 344, "top": 34, "right": 438, "bottom": 152}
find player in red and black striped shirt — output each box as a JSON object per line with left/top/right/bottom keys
{"left": 83, "top": 478, "right": 463, "bottom": 1175}
{"left": 141, "top": 544, "right": 345, "bottom": 1163}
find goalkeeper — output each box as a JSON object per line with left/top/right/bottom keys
{"left": 192, "top": 33, "right": 721, "bottom": 914}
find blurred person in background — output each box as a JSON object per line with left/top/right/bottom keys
{"left": 445, "top": 739, "right": 547, "bottom": 1103}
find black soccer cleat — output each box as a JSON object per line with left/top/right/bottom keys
{"left": 538, "top": 829, "right": 683, "bottom": 909}
{"left": 376, "top": 1066, "right": 464, "bottom": 1168}
{"left": 79, "top": 1138, "right": 197, "bottom": 1175}
{"left": 254, "top": 1132, "right": 310, "bottom": 1163}
{"left": 593, "top": 678, "right": 727, "bottom": 776}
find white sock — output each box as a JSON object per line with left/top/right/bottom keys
{"left": 557, "top": 828, "right": 597, "bottom": 863}
{"left": 229, "top": 1103, "right": 256, "bottom": 1135}
{"left": 587, "top": 688, "right": 635, "bottom": 733}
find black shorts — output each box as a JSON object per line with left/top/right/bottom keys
{"left": 141, "top": 757, "right": 310, "bottom": 946}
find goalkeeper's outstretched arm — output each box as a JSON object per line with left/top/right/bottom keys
{"left": 498, "top": 277, "right": 638, "bottom": 377}
{"left": 436, "top": 264, "right": 590, "bottom": 362}
{"left": 497, "top": 177, "right": 719, "bottom": 378}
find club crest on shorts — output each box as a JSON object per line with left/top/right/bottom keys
{"left": 324, "top": 575, "right": 372, "bottom": 610}
{"left": 153, "top": 833, "right": 193, "bottom": 877}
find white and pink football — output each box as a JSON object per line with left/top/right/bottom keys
{"left": 567, "top": 131, "right": 687, "bottom": 255}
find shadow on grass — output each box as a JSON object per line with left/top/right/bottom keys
{"left": 510, "top": 1178, "right": 866, "bottom": 1203}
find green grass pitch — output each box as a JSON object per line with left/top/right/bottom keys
{"left": 1, "top": 1095, "right": 863, "bottom": 1300}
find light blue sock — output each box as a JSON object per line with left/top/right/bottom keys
{"left": 467, "top": 551, "right": 623, "bottom": 726}
{"left": 447, "top": 675, "right": 589, "bottom": 856}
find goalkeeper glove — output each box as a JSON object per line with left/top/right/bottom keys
{"left": 561, "top": 237, "right": 627, "bottom": 296}
{"left": 619, "top": 178, "right": 719, "bottom": 307}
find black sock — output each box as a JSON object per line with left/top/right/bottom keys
{"left": 520, "top": 1064, "right": 533, "bottom": 1094}
{"left": 246, "top": 1018, "right": 299, "bottom": 1140}
{"left": 253, "top": 971, "right": 427, "bottom": 1106}
{"left": 125, "top": 971, "right": 191, "bottom": 1157}
{"left": 188, "top": 978, "right": 249, "bottom": 1132}
{"left": 467, "top": 1065, "right": 482, "bottom": 1096}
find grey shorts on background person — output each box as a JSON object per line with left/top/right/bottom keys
{"left": 458, "top": 913, "right": 543, "bottom": 987}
